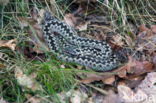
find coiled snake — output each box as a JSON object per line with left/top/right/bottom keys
{"left": 41, "top": 11, "right": 120, "bottom": 71}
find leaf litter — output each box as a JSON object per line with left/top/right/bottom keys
{"left": 21, "top": 6, "right": 156, "bottom": 103}
{"left": 1, "top": 0, "right": 156, "bottom": 102}
{"left": 0, "top": 39, "right": 17, "bottom": 51}
{"left": 50, "top": 1, "right": 156, "bottom": 102}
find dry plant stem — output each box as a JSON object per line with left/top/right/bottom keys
{"left": 83, "top": 83, "right": 108, "bottom": 95}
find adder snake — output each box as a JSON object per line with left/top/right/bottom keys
{"left": 41, "top": 11, "right": 120, "bottom": 71}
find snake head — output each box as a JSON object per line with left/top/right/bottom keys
{"left": 40, "top": 10, "right": 56, "bottom": 25}
{"left": 43, "top": 11, "right": 54, "bottom": 21}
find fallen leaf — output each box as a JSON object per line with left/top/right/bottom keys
{"left": 57, "top": 89, "right": 88, "bottom": 103}
{"left": 0, "top": 39, "right": 17, "bottom": 51}
{"left": 134, "top": 61, "right": 154, "bottom": 74}
{"left": 125, "top": 35, "right": 135, "bottom": 47}
{"left": 139, "top": 24, "right": 149, "bottom": 32}
{"left": 64, "top": 13, "right": 77, "bottom": 27}
{"left": 64, "top": 13, "right": 88, "bottom": 31}
{"left": 76, "top": 21, "right": 89, "bottom": 31}
{"left": 116, "top": 56, "right": 135, "bottom": 78}
{"left": 111, "top": 34, "right": 124, "bottom": 47}
{"left": 117, "top": 72, "right": 156, "bottom": 103}
{"left": 137, "top": 72, "right": 156, "bottom": 96}
{"left": 32, "top": 44, "right": 45, "bottom": 54}
{"left": 18, "top": 17, "right": 36, "bottom": 29}
{"left": 116, "top": 56, "right": 154, "bottom": 78}
{"left": 137, "top": 24, "right": 156, "bottom": 52}
{"left": 18, "top": 9, "right": 49, "bottom": 55}
{"left": 131, "top": 72, "right": 156, "bottom": 103}
{"left": 118, "top": 80, "right": 127, "bottom": 86}
{"left": 80, "top": 74, "right": 104, "bottom": 84}
{"left": 80, "top": 72, "right": 116, "bottom": 84}
{"left": 126, "top": 76, "right": 144, "bottom": 89}
{"left": 117, "top": 68, "right": 127, "bottom": 78}
{"left": 15, "top": 66, "right": 43, "bottom": 91}
{"left": 102, "top": 90, "right": 119, "bottom": 103}
{"left": 118, "top": 85, "right": 147, "bottom": 103}
{"left": 102, "top": 75, "right": 115, "bottom": 85}
{"left": 29, "top": 23, "right": 49, "bottom": 53}
{"left": 70, "top": 90, "right": 88, "bottom": 103}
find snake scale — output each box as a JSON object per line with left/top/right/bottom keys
{"left": 41, "top": 11, "right": 120, "bottom": 71}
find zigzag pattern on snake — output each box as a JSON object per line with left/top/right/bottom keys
{"left": 41, "top": 11, "right": 120, "bottom": 71}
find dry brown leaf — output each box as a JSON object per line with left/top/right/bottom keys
{"left": 138, "top": 24, "right": 153, "bottom": 40}
{"left": 70, "top": 90, "right": 88, "bottom": 103}
{"left": 134, "top": 61, "right": 154, "bottom": 73}
{"left": 137, "top": 24, "right": 156, "bottom": 52}
{"left": 0, "top": 39, "right": 17, "bottom": 51}
{"left": 125, "top": 35, "right": 135, "bottom": 47}
{"left": 137, "top": 72, "right": 156, "bottom": 96}
{"left": 139, "top": 24, "right": 149, "bottom": 32}
{"left": 29, "top": 10, "right": 49, "bottom": 53}
{"left": 29, "top": 24, "right": 49, "bottom": 53}
{"left": 115, "top": 56, "right": 135, "bottom": 78}
{"left": 38, "top": 9, "right": 45, "bottom": 24}
{"left": 130, "top": 72, "right": 156, "bottom": 103}
{"left": 31, "top": 23, "right": 45, "bottom": 41}
{"left": 118, "top": 80, "right": 127, "bottom": 86}
{"left": 102, "top": 90, "right": 119, "bottom": 103}
{"left": 117, "top": 68, "right": 127, "bottom": 78}
{"left": 18, "top": 10, "right": 49, "bottom": 54}
{"left": 116, "top": 56, "right": 154, "bottom": 78}
{"left": 15, "top": 66, "right": 43, "bottom": 91}
{"left": 64, "top": 13, "right": 77, "bottom": 27}
{"left": 18, "top": 17, "right": 36, "bottom": 29}
{"left": 80, "top": 74, "right": 104, "bottom": 84}
{"left": 32, "top": 44, "right": 44, "bottom": 54}
{"left": 102, "top": 75, "right": 115, "bottom": 85}
{"left": 57, "top": 90, "right": 88, "bottom": 103}
{"left": 64, "top": 13, "right": 88, "bottom": 31}
{"left": 125, "top": 76, "right": 144, "bottom": 89}
{"left": 80, "top": 72, "right": 116, "bottom": 84}
{"left": 112, "top": 34, "right": 124, "bottom": 47}
{"left": 76, "top": 21, "right": 89, "bottom": 31}
{"left": 118, "top": 85, "right": 148, "bottom": 103}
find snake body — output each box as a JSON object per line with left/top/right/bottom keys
{"left": 42, "top": 11, "right": 119, "bottom": 71}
